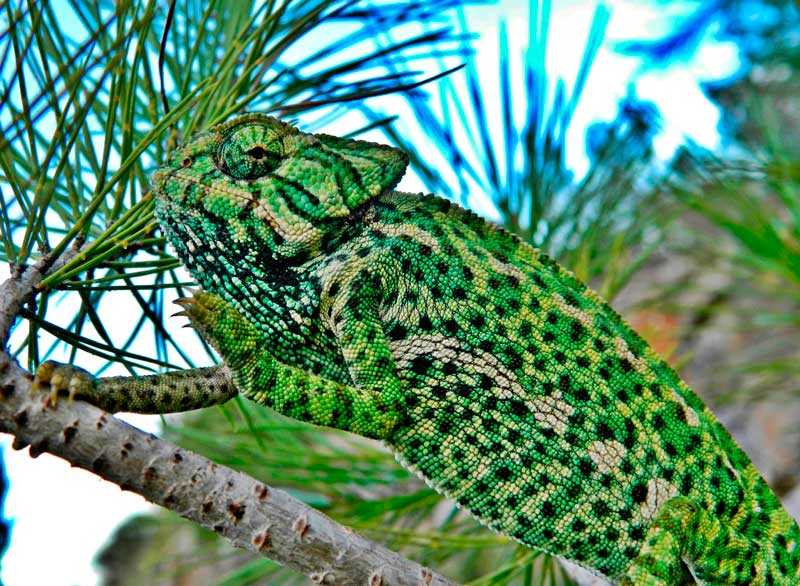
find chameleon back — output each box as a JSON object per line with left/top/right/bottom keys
{"left": 356, "top": 191, "right": 800, "bottom": 581}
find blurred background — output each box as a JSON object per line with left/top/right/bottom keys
{"left": 1, "top": 0, "right": 799, "bottom": 584}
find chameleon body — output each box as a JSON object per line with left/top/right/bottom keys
{"left": 35, "top": 114, "right": 800, "bottom": 584}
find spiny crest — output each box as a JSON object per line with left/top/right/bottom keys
{"left": 153, "top": 113, "right": 408, "bottom": 265}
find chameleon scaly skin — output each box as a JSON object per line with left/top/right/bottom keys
{"left": 36, "top": 113, "right": 800, "bottom": 584}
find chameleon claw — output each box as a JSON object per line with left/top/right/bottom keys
{"left": 32, "top": 360, "right": 57, "bottom": 392}
{"left": 31, "top": 361, "right": 94, "bottom": 408}
{"left": 48, "top": 370, "right": 66, "bottom": 407}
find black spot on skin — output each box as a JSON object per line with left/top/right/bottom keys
{"left": 495, "top": 464, "right": 513, "bottom": 481}
{"left": 453, "top": 287, "right": 466, "bottom": 299}
{"left": 411, "top": 356, "right": 433, "bottom": 375}
{"left": 541, "top": 500, "right": 555, "bottom": 517}
{"left": 579, "top": 458, "right": 595, "bottom": 475}
{"left": 570, "top": 321, "right": 586, "bottom": 341}
{"left": 419, "top": 315, "right": 433, "bottom": 331}
{"left": 510, "top": 400, "right": 527, "bottom": 416}
{"left": 629, "top": 526, "right": 645, "bottom": 541}
{"left": 505, "top": 348, "right": 523, "bottom": 369}
{"left": 631, "top": 483, "right": 648, "bottom": 503}
{"left": 592, "top": 500, "right": 610, "bottom": 517}
{"left": 471, "top": 314, "right": 486, "bottom": 328}
{"left": 681, "top": 473, "right": 694, "bottom": 495}
{"left": 573, "top": 387, "right": 590, "bottom": 401}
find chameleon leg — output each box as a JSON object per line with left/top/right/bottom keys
{"left": 620, "top": 496, "right": 755, "bottom": 585}
{"left": 180, "top": 291, "right": 405, "bottom": 440}
{"left": 324, "top": 274, "right": 407, "bottom": 433}
{"left": 33, "top": 362, "right": 236, "bottom": 414}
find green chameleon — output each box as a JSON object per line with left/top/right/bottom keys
{"left": 34, "top": 113, "right": 800, "bottom": 584}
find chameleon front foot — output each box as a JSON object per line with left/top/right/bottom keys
{"left": 32, "top": 360, "right": 95, "bottom": 407}
{"left": 173, "top": 291, "right": 265, "bottom": 371}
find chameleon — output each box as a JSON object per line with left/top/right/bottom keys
{"left": 33, "top": 113, "right": 800, "bottom": 584}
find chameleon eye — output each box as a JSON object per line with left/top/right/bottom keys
{"left": 218, "top": 123, "right": 284, "bottom": 180}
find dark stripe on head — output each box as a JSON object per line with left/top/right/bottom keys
{"left": 270, "top": 176, "right": 328, "bottom": 222}
{"left": 312, "top": 143, "right": 368, "bottom": 192}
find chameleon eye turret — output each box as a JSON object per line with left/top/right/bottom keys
{"left": 218, "top": 120, "right": 285, "bottom": 180}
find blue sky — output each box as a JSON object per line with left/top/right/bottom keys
{"left": 1, "top": 2, "right": 745, "bottom": 584}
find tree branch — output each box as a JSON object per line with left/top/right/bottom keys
{"left": 0, "top": 263, "right": 456, "bottom": 586}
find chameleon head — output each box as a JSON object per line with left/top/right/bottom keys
{"left": 153, "top": 113, "right": 408, "bottom": 271}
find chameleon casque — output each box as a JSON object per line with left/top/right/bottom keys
{"left": 34, "top": 113, "right": 800, "bottom": 584}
